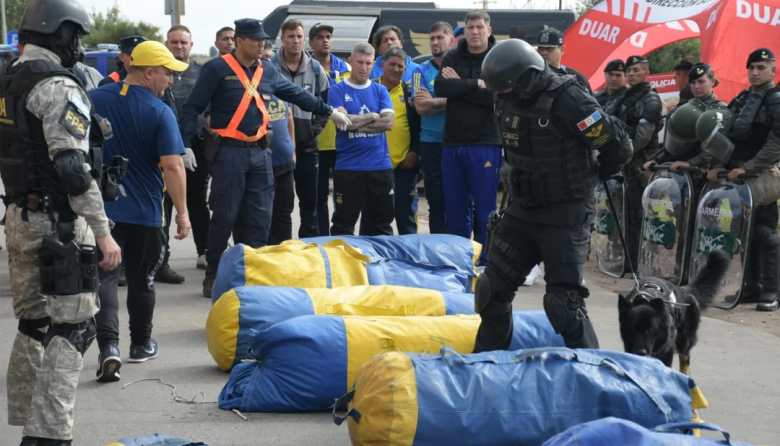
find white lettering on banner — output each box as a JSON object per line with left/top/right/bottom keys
{"left": 707, "top": 3, "right": 722, "bottom": 29}
{"left": 650, "top": 78, "right": 677, "bottom": 88}
{"left": 737, "top": 0, "right": 780, "bottom": 25}
{"left": 579, "top": 19, "right": 621, "bottom": 43}
{"left": 631, "top": 31, "right": 648, "bottom": 47}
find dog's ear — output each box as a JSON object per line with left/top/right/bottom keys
{"left": 618, "top": 294, "right": 629, "bottom": 312}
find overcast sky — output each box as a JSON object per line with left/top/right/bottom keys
{"left": 71, "top": 0, "right": 581, "bottom": 54}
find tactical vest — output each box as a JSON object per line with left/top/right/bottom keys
{"left": 608, "top": 82, "right": 661, "bottom": 153}
{"left": 499, "top": 75, "right": 599, "bottom": 207}
{"left": 0, "top": 58, "right": 96, "bottom": 221}
{"left": 729, "top": 86, "right": 779, "bottom": 163}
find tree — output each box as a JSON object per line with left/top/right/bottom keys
{"left": 82, "top": 6, "right": 162, "bottom": 48}
{"left": 573, "top": 0, "right": 701, "bottom": 74}
{"left": 3, "top": 0, "right": 29, "bottom": 34}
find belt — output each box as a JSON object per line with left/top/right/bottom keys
{"left": 221, "top": 137, "right": 266, "bottom": 148}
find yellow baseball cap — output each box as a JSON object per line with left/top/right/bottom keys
{"left": 130, "top": 41, "right": 189, "bottom": 72}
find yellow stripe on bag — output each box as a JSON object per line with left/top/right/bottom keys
{"left": 308, "top": 285, "right": 446, "bottom": 317}
{"left": 343, "top": 314, "right": 480, "bottom": 390}
{"left": 244, "top": 242, "right": 329, "bottom": 288}
{"left": 206, "top": 289, "right": 241, "bottom": 371}
{"left": 321, "top": 240, "right": 371, "bottom": 287}
{"left": 349, "top": 351, "right": 418, "bottom": 446}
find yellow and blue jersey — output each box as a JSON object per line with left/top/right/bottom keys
{"left": 411, "top": 60, "right": 445, "bottom": 143}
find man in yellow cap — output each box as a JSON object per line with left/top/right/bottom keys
{"left": 89, "top": 41, "right": 191, "bottom": 381}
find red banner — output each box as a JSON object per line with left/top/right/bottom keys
{"left": 564, "top": 0, "right": 780, "bottom": 102}
{"left": 587, "top": 21, "right": 700, "bottom": 90}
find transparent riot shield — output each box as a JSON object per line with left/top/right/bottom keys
{"left": 689, "top": 175, "right": 754, "bottom": 309}
{"left": 593, "top": 178, "right": 626, "bottom": 278}
{"left": 638, "top": 165, "right": 695, "bottom": 285}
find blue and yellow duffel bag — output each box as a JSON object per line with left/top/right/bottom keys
{"left": 104, "top": 434, "right": 208, "bottom": 446}
{"left": 335, "top": 347, "right": 709, "bottom": 446}
{"left": 303, "top": 234, "right": 481, "bottom": 274}
{"left": 206, "top": 285, "right": 476, "bottom": 371}
{"left": 218, "top": 311, "right": 563, "bottom": 413}
{"left": 542, "top": 418, "right": 759, "bottom": 446}
{"left": 212, "top": 240, "right": 477, "bottom": 301}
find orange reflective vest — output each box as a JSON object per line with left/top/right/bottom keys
{"left": 213, "top": 53, "right": 270, "bottom": 142}
{"left": 108, "top": 71, "right": 120, "bottom": 82}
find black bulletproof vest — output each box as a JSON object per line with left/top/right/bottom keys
{"left": 0, "top": 58, "right": 92, "bottom": 221}
{"left": 729, "top": 87, "right": 778, "bottom": 163}
{"left": 499, "top": 75, "right": 599, "bottom": 207}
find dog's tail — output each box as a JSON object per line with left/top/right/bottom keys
{"left": 686, "top": 249, "right": 731, "bottom": 308}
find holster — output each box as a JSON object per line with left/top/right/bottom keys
{"left": 101, "top": 156, "right": 129, "bottom": 202}
{"left": 199, "top": 127, "right": 221, "bottom": 163}
{"left": 39, "top": 222, "right": 99, "bottom": 296}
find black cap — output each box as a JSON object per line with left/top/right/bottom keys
{"left": 309, "top": 23, "right": 334, "bottom": 40}
{"left": 746, "top": 47, "right": 775, "bottom": 67}
{"left": 537, "top": 27, "right": 563, "bottom": 47}
{"left": 120, "top": 36, "right": 147, "bottom": 54}
{"left": 673, "top": 58, "right": 694, "bottom": 72}
{"left": 235, "top": 18, "right": 269, "bottom": 40}
{"left": 625, "top": 55, "right": 648, "bottom": 70}
{"left": 604, "top": 59, "right": 625, "bottom": 73}
{"left": 688, "top": 62, "right": 713, "bottom": 81}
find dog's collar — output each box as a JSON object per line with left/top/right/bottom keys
{"left": 626, "top": 279, "right": 689, "bottom": 307}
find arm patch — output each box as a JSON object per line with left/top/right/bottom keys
{"left": 58, "top": 103, "right": 90, "bottom": 139}
{"left": 578, "top": 113, "right": 616, "bottom": 149}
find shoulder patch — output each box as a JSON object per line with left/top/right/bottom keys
{"left": 59, "top": 103, "right": 90, "bottom": 139}
{"left": 0, "top": 96, "right": 16, "bottom": 127}
{"left": 577, "top": 110, "right": 602, "bottom": 130}
{"left": 68, "top": 91, "right": 90, "bottom": 119}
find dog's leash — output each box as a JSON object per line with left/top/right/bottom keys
{"left": 602, "top": 179, "right": 640, "bottom": 288}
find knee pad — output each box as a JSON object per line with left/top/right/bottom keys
{"left": 475, "top": 270, "right": 516, "bottom": 313}
{"left": 43, "top": 317, "right": 96, "bottom": 356}
{"left": 18, "top": 317, "right": 51, "bottom": 343}
{"left": 475, "top": 273, "right": 492, "bottom": 313}
{"left": 543, "top": 291, "right": 586, "bottom": 335}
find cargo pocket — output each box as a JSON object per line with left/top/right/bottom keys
{"left": 46, "top": 293, "right": 97, "bottom": 324}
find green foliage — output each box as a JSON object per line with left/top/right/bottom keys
{"left": 646, "top": 39, "right": 701, "bottom": 74}
{"left": 3, "top": 0, "right": 29, "bottom": 34}
{"left": 575, "top": 0, "right": 603, "bottom": 17}
{"left": 82, "top": 6, "right": 162, "bottom": 48}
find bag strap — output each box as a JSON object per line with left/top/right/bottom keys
{"left": 654, "top": 421, "right": 732, "bottom": 443}
{"left": 331, "top": 390, "right": 362, "bottom": 426}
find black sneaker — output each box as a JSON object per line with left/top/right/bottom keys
{"left": 203, "top": 265, "right": 217, "bottom": 298}
{"left": 128, "top": 338, "right": 159, "bottom": 363}
{"left": 96, "top": 343, "right": 121, "bottom": 382}
{"left": 118, "top": 266, "right": 127, "bottom": 287}
{"left": 155, "top": 264, "right": 185, "bottom": 284}
{"left": 20, "top": 438, "right": 71, "bottom": 446}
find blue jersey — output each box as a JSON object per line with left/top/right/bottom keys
{"left": 90, "top": 83, "right": 186, "bottom": 227}
{"left": 268, "top": 96, "right": 294, "bottom": 168}
{"left": 328, "top": 79, "right": 394, "bottom": 171}
{"left": 411, "top": 60, "right": 445, "bottom": 143}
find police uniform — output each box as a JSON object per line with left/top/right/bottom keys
{"left": 180, "top": 19, "right": 341, "bottom": 298}
{"left": 604, "top": 55, "right": 663, "bottom": 270}
{"left": 594, "top": 59, "right": 627, "bottom": 109}
{"left": 0, "top": 1, "right": 111, "bottom": 443}
{"left": 475, "top": 39, "right": 632, "bottom": 352}
{"left": 718, "top": 48, "right": 780, "bottom": 311}
{"left": 537, "top": 28, "right": 593, "bottom": 95}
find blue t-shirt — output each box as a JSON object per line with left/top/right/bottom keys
{"left": 268, "top": 95, "right": 294, "bottom": 168}
{"left": 90, "top": 83, "right": 186, "bottom": 227}
{"left": 328, "top": 79, "right": 394, "bottom": 171}
{"left": 411, "top": 60, "right": 446, "bottom": 143}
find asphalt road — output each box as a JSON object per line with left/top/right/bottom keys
{"left": 0, "top": 195, "right": 778, "bottom": 445}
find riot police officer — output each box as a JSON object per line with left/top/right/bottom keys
{"left": 594, "top": 59, "right": 627, "bottom": 109}
{"left": 604, "top": 55, "right": 663, "bottom": 271}
{"left": 475, "top": 39, "right": 632, "bottom": 352}
{"left": 0, "top": 0, "right": 122, "bottom": 444}
{"left": 706, "top": 48, "right": 780, "bottom": 312}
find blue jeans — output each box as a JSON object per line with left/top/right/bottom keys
{"left": 207, "top": 145, "right": 274, "bottom": 268}
{"left": 442, "top": 145, "right": 502, "bottom": 264}
{"left": 419, "top": 141, "right": 446, "bottom": 234}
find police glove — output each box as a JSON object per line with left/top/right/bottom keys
{"left": 183, "top": 148, "right": 197, "bottom": 172}
{"left": 329, "top": 108, "right": 352, "bottom": 131}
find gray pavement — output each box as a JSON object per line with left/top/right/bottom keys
{"left": 0, "top": 196, "right": 778, "bottom": 445}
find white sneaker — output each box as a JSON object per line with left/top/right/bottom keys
{"left": 523, "top": 265, "right": 541, "bottom": 286}
{"left": 196, "top": 255, "right": 207, "bottom": 270}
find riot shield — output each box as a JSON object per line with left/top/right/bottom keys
{"left": 638, "top": 165, "right": 695, "bottom": 285}
{"left": 593, "top": 178, "right": 626, "bottom": 278}
{"left": 689, "top": 175, "right": 754, "bottom": 309}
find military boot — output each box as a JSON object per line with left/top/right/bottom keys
{"left": 543, "top": 291, "right": 600, "bottom": 349}
{"left": 757, "top": 225, "right": 779, "bottom": 312}
{"left": 203, "top": 265, "right": 217, "bottom": 299}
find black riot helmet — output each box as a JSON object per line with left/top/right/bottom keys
{"left": 20, "top": 0, "right": 92, "bottom": 68}
{"left": 482, "top": 38, "right": 547, "bottom": 103}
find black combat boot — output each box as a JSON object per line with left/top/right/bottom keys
{"left": 757, "top": 225, "right": 779, "bottom": 312}
{"left": 543, "top": 291, "right": 600, "bottom": 349}
{"left": 203, "top": 265, "right": 217, "bottom": 299}
{"left": 726, "top": 245, "right": 761, "bottom": 304}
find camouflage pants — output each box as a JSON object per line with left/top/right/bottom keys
{"left": 746, "top": 165, "right": 780, "bottom": 206}
{"left": 5, "top": 204, "right": 99, "bottom": 440}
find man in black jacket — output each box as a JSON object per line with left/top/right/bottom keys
{"left": 536, "top": 27, "right": 593, "bottom": 94}
{"left": 434, "top": 10, "right": 502, "bottom": 265}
